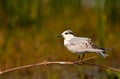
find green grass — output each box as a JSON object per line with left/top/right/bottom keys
{"left": 0, "top": 0, "right": 120, "bottom": 79}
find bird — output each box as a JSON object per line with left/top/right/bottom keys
{"left": 57, "top": 30, "right": 111, "bottom": 60}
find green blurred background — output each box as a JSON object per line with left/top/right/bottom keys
{"left": 0, "top": 0, "right": 120, "bottom": 79}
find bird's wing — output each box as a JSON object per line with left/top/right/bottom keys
{"left": 69, "top": 37, "right": 96, "bottom": 49}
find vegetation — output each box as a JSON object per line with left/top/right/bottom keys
{"left": 0, "top": 0, "right": 120, "bottom": 79}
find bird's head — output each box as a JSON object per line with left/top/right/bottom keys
{"left": 57, "top": 30, "right": 74, "bottom": 39}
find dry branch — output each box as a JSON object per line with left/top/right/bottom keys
{"left": 0, "top": 56, "right": 120, "bottom": 75}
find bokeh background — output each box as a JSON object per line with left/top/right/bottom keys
{"left": 0, "top": 0, "right": 120, "bottom": 79}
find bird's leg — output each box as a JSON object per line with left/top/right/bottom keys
{"left": 81, "top": 53, "right": 85, "bottom": 60}
{"left": 77, "top": 54, "right": 81, "bottom": 60}
{"left": 77, "top": 53, "right": 85, "bottom": 60}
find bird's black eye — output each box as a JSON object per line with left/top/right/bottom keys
{"left": 65, "top": 32, "right": 68, "bottom": 34}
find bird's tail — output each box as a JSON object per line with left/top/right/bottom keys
{"left": 99, "top": 48, "right": 113, "bottom": 51}
{"left": 97, "top": 48, "right": 112, "bottom": 57}
{"left": 97, "top": 51, "right": 108, "bottom": 57}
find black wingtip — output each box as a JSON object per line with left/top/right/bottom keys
{"left": 100, "top": 48, "right": 113, "bottom": 51}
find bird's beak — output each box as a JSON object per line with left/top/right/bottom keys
{"left": 56, "top": 35, "right": 62, "bottom": 37}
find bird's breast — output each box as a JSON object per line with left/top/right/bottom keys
{"left": 64, "top": 39, "right": 78, "bottom": 53}
{"left": 64, "top": 39, "right": 70, "bottom": 46}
